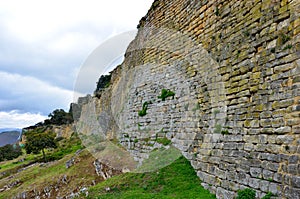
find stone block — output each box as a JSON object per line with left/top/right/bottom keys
{"left": 288, "top": 155, "right": 299, "bottom": 164}
{"left": 288, "top": 164, "right": 298, "bottom": 175}
{"left": 260, "top": 180, "right": 270, "bottom": 192}
{"left": 260, "top": 119, "right": 272, "bottom": 127}
{"left": 274, "top": 173, "right": 283, "bottom": 183}
{"left": 291, "top": 176, "right": 300, "bottom": 188}
{"left": 236, "top": 171, "right": 249, "bottom": 185}
{"left": 274, "top": 126, "right": 291, "bottom": 134}
{"left": 263, "top": 169, "right": 274, "bottom": 179}
{"left": 276, "top": 135, "right": 294, "bottom": 144}
{"left": 244, "top": 143, "right": 254, "bottom": 151}
{"left": 216, "top": 187, "right": 236, "bottom": 199}
{"left": 250, "top": 167, "right": 262, "bottom": 178}
{"left": 249, "top": 177, "right": 260, "bottom": 189}
{"left": 272, "top": 118, "right": 285, "bottom": 128}
{"left": 265, "top": 144, "right": 281, "bottom": 153}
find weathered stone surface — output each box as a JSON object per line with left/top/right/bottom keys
{"left": 216, "top": 187, "right": 235, "bottom": 199}
{"left": 250, "top": 167, "right": 262, "bottom": 178}
{"left": 73, "top": 0, "right": 300, "bottom": 198}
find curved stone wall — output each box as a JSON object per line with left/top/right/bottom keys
{"left": 75, "top": 0, "right": 300, "bottom": 198}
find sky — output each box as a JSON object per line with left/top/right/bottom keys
{"left": 0, "top": 0, "right": 153, "bottom": 129}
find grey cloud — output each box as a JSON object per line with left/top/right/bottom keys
{"left": 0, "top": 71, "right": 73, "bottom": 115}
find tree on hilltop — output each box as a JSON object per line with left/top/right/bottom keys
{"left": 47, "top": 109, "right": 73, "bottom": 125}
{"left": 24, "top": 131, "right": 57, "bottom": 162}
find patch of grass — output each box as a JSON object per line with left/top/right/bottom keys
{"left": 283, "top": 44, "right": 292, "bottom": 50}
{"left": 0, "top": 133, "right": 83, "bottom": 181}
{"left": 281, "top": 33, "right": 290, "bottom": 44}
{"left": 156, "top": 137, "right": 171, "bottom": 146}
{"left": 0, "top": 149, "right": 99, "bottom": 199}
{"left": 214, "top": 124, "right": 222, "bottom": 134}
{"left": 261, "top": 192, "right": 275, "bottom": 199}
{"left": 243, "top": 30, "right": 250, "bottom": 37}
{"left": 47, "top": 133, "right": 84, "bottom": 161}
{"left": 0, "top": 153, "right": 40, "bottom": 179}
{"left": 267, "top": 178, "right": 273, "bottom": 182}
{"left": 157, "top": 89, "right": 175, "bottom": 101}
{"left": 213, "top": 109, "right": 220, "bottom": 117}
{"left": 236, "top": 188, "right": 256, "bottom": 199}
{"left": 88, "top": 155, "right": 216, "bottom": 199}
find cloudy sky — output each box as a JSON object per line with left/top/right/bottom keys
{"left": 0, "top": 0, "right": 153, "bottom": 129}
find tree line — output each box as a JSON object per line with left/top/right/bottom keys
{"left": 0, "top": 144, "right": 22, "bottom": 161}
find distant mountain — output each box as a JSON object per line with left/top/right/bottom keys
{"left": 0, "top": 131, "right": 21, "bottom": 147}
{"left": 0, "top": 128, "right": 21, "bottom": 134}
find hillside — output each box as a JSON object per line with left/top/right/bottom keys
{"left": 0, "top": 133, "right": 216, "bottom": 198}
{"left": 0, "top": 131, "right": 20, "bottom": 147}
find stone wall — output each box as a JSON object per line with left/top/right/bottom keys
{"left": 75, "top": 0, "right": 300, "bottom": 198}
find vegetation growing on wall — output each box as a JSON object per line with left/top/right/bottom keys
{"left": 138, "top": 101, "right": 151, "bottom": 117}
{"left": 236, "top": 188, "right": 275, "bottom": 199}
{"left": 95, "top": 74, "right": 112, "bottom": 94}
{"left": 157, "top": 89, "right": 175, "bottom": 101}
{"left": 156, "top": 137, "right": 171, "bottom": 146}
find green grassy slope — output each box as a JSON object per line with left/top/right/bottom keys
{"left": 0, "top": 134, "right": 215, "bottom": 199}
{"left": 87, "top": 156, "right": 216, "bottom": 199}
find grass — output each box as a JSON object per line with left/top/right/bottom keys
{"left": 47, "top": 136, "right": 84, "bottom": 161}
{"left": 87, "top": 155, "right": 216, "bottom": 199}
{"left": 0, "top": 150, "right": 43, "bottom": 179}
{"left": 0, "top": 133, "right": 84, "bottom": 186}
{"left": 134, "top": 146, "right": 182, "bottom": 173}
{"left": 0, "top": 149, "right": 100, "bottom": 198}
{"left": 0, "top": 133, "right": 216, "bottom": 199}
{"left": 0, "top": 133, "right": 87, "bottom": 198}
{"left": 156, "top": 137, "right": 171, "bottom": 146}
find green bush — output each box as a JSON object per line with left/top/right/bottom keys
{"left": 236, "top": 188, "right": 256, "bottom": 199}
{"left": 158, "top": 89, "right": 175, "bottom": 101}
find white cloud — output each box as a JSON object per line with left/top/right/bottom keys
{"left": 0, "top": 0, "right": 154, "bottom": 128}
{"left": 0, "top": 71, "right": 77, "bottom": 114}
{"left": 0, "top": 0, "right": 152, "bottom": 44}
{"left": 0, "top": 0, "right": 153, "bottom": 90}
{"left": 0, "top": 110, "right": 47, "bottom": 129}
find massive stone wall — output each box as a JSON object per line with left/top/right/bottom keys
{"left": 75, "top": 0, "right": 300, "bottom": 198}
